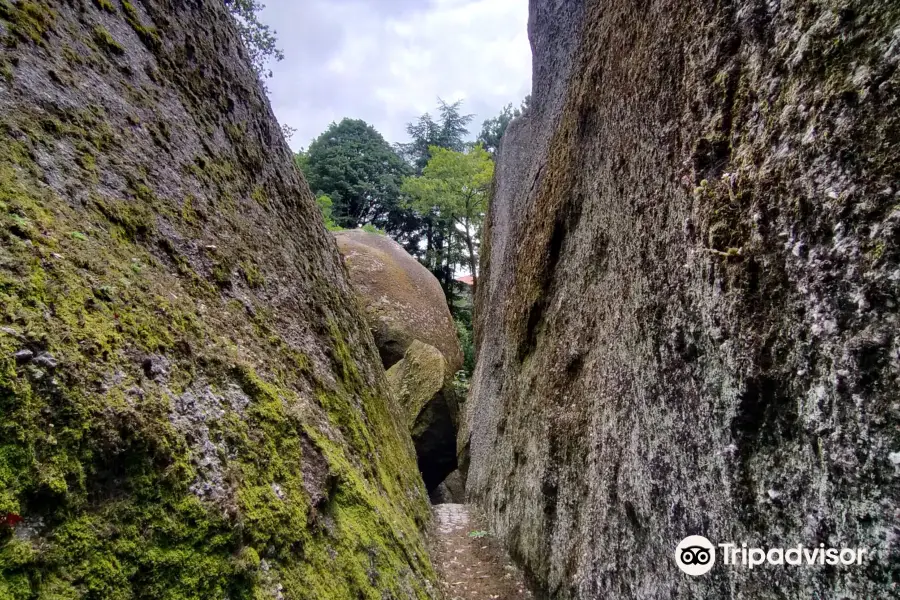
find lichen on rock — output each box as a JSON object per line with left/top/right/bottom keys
{"left": 466, "top": 0, "right": 900, "bottom": 598}
{"left": 0, "top": 1, "right": 436, "bottom": 598}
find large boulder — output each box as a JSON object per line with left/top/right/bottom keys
{"left": 0, "top": 1, "right": 434, "bottom": 598}
{"left": 386, "top": 340, "right": 459, "bottom": 491}
{"left": 466, "top": 0, "right": 899, "bottom": 598}
{"left": 334, "top": 230, "right": 463, "bottom": 372}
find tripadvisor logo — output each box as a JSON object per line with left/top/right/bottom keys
{"left": 675, "top": 536, "right": 716, "bottom": 576}
{"left": 675, "top": 536, "right": 869, "bottom": 576}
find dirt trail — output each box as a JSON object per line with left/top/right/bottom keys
{"left": 430, "top": 504, "right": 534, "bottom": 599}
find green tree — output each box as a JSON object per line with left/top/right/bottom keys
{"left": 476, "top": 95, "right": 531, "bottom": 156}
{"left": 398, "top": 99, "right": 474, "bottom": 174}
{"left": 401, "top": 145, "right": 494, "bottom": 290}
{"left": 224, "top": 0, "right": 284, "bottom": 81}
{"left": 302, "top": 119, "right": 417, "bottom": 245}
{"left": 315, "top": 194, "right": 342, "bottom": 231}
{"left": 455, "top": 317, "right": 475, "bottom": 378}
{"left": 294, "top": 149, "right": 309, "bottom": 175}
{"left": 397, "top": 100, "right": 475, "bottom": 297}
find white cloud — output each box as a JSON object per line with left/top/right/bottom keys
{"left": 259, "top": 0, "right": 531, "bottom": 151}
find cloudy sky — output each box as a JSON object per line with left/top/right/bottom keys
{"left": 258, "top": 0, "right": 533, "bottom": 152}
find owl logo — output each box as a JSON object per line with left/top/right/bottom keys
{"left": 675, "top": 535, "right": 716, "bottom": 576}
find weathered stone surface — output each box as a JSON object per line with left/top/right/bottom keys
{"left": 429, "top": 470, "right": 465, "bottom": 505}
{"left": 387, "top": 340, "right": 459, "bottom": 492}
{"left": 0, "top": 1, "right": 435, "bottom": 598}
{"left": 467, "top": 0, "right": 900, "bottom": 598}
{"left": 335, "top": 229, "right": 464, "bottom": 371}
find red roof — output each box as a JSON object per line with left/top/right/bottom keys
{"left": 456, "top": 275, "right": 474, "bottom": 286}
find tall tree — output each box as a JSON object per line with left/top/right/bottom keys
{"left": 401, "top": 145, "right": 494, "bottom": 291}
{"left": 301, "top": 119, "right": 417, "bottom": 245}
{"left": 397, "top": 99, "right": 474, "bottom": 174}
{"left": 397, "top": 100, "right": 475, "bottom": 297}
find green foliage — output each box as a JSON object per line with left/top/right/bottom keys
{"left": 223, "top": 0, "right": 283, "bottom": 82}
{"left": 313, "top": 194, "right": 343, "bottom": 231}
{"left": 361, "top": 223, "right": 386, "bottom": 236}
{"left": 455, "top": 318, "right": 475, "bottom": 378}
{"left": 395, "top": 100, "right": 478, "bottom": 302}
{"left": 402, "top": 145, "right": 494, "bottom": 288}
{"left": 477, "top": 96, "right": 530, "bottom": 156}
{"left": 294, "top": 150, "right": 309, "bottom": 176}
{"left": 397, "top": 99, "right": 474, "bottom": 173}
{"left": 315, "top": 193, "right": 332, "bottom": 220}
{"left": 301, "top": 119, "right": 415, "bottom": 242}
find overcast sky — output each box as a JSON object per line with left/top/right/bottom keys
{"left": 258, "top": 0, "right": 532, "bottom": 152}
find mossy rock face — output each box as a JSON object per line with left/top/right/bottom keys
{"left": 467, "top": 0, "right": 900, "bottom": 598}
{"left": 334, "top": 230, "right": 464, "bottom": 373}
{"left": 0, "top": 1, "right": 436, "bottom": 598}
{"left": 386, "top": 341, "right": 458, "bottom": 492}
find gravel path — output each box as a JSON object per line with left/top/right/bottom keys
{"left": 430, "top": 504, "right": 534, "bottom": 600}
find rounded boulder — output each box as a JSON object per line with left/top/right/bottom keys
{"left": 334, "top": 230, "right": 463, "bottom": 372}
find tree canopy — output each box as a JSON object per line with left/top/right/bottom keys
{"left": 393, "top": 100, "right": 477, "bottom": 299}
{"left": 397, "top": 99, "right": 474, "bottom": 173}
{"left": 299, "top": 119, "right": 417, "bottom": 245}
{"left": 402, "top": 145, "right": 493, "bottom": 290}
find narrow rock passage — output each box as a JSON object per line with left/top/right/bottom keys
{"left": 430, "top": 504, "right": 533, "bottom": 599}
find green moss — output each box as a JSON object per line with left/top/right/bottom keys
{"left": 0, "top": 158, "right": 259, "bottom": 599}
{"left": 92, "top": 0, "right": 115, "bottom": 13}
{"left": 386, "top": 341, "right": 447, "bottom": 428}
{"left": 121, "top": 1, "right": 160, "bottom": 51}
{"left": 76, "top": 144, "right": 96, "bottom": 173}
{"left": 225, "top": 122, "right": 246, "bottom": 144}
{"left": 0, "top": 26, "right": 435, "bottom": 593}
{"left": 61, "top": 44, "right": 83, "bottom": 66}
{"left": 240, "top": 261, "right": 264, "bottom": 289}
{"left": 250, "top": 185, "right": 267, "bottom": 207}
{"left": 211, "top": 260, "right": 232, "bottom": 287}
{"left": 180, "top": 194, "right": 199, "bottom": 226}
{"left": 150, "top": 121, "right": 170, "bottom": 149}
{"left": 92, "top": 194, "right": 155, "bottom": 242}
{"left": 92, "top": 25, "right": 124, "bottom": 56}
{"left": 868, "top": 240, "right": 886, "bottom": 262}
{"left": 0, "top": 1, "right": 56, "bottom": 47}
{"left": 40, "top": 117, "right": 63, "bottom": 136}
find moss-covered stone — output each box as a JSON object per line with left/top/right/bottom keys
{"left": 334, "top": 230, "right": 464, "bottom": 372}
{"left": 387, "top": 341, "right": 448, "bottom": 429}
{"left": 0, "top": 0, "right": 436, "bottom": 598}
{"left": 386, "top": 341, "right": 458, "bottom": 492}
{"left": 0, "top": 1, "right": 56, "bottom": 47}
